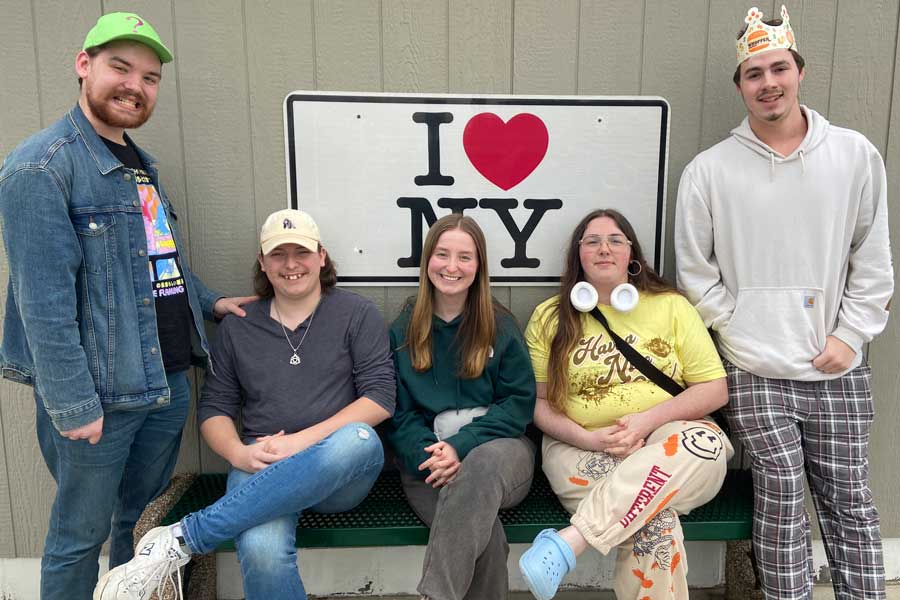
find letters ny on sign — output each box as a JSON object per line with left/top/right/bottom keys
{"left": 283, "top": 93, "right": 669, "bottom": 285}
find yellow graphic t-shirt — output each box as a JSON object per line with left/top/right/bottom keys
{"left": 525, "top": 292, "right": 725, "bottom": 429}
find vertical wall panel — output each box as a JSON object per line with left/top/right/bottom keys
{"left": 172, "top": 371, "right": 201, "bottom": 475}
{"left": 577, "top": 0, "right": 644, "bottom": 95}
{"left": 383, "top": 0, "right": 449, "bottom": 93}
{"left": 0, "top": 1, "right": 41, "bottom": 160}
{"left": 493, "top": 286, "right": 512, "bottom": 310}
{"left": 173, "top": 1, "right": 257, "bottom": 298}
{"left": 32, "top": 0, "right": 99, "bottom": 126}
{"left": 699, "top": 0, "right": 775, "bottom": 151}
{"left": 354, "top": 287, "right": 388, "bottom": 317}
{"left": 510, "top": 287, "right": 553, "bottom": 330}
{"left": 2, "top": 387, "right": 54, "bottom": 557}
{"left": 0, "top": 0, "right": 43, "bottom": 560}
{"left": 870, "top": 2, "right": 900, "bottom": 538}
{"left": 641, "top": 0, "right": 709, "bottom": 278}
{"left": 791, "top": 0, "right": 838, "bottom": 116}
{"left": 513, "top": 0, "right": 579, "bottom": 94}
{"left": 196, "top": 370, "right": 229, "bottom": 474}
{"left": 385, "top": 287, "right": 417, "bottom": 322}
{"left": 0, "top": 386, "right": 17, "bottom": 557}
{"left": 172, "top": 1, "right": 257, "bottom": 472}
{"left": 448, "top": 0, "right": 512, "bottom": 93}
{"left": 315, "top": 0, "right": 383, "bottom": 91}
{"left": 828, "top": 0, "right": 899, "bottom": 154}
{"left": 245, "top": 0, "right": 316, "bottom": 225}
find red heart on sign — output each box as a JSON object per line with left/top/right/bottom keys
{"left": 463, "top": 113, "right": 549, "bottom": 191}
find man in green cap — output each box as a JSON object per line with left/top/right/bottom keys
{"left": 0, "top": 12, "right": 254, "bottom": 599}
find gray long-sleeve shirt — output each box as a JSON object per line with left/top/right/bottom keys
{"left": 199, "top": 288, "right": 395, "bottom": 440}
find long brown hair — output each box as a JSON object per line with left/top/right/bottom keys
{"left": 545, "top": 209, "right": 678, "bottom": 412}
{"left": 407, "top": 214, "right": 497, "bottom": 378}
{"left": 252, "top": 248, "right": 337, "bottom": 298}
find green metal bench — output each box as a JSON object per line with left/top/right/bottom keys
{"left": 161, "top": 469, "right": 753, "bottom": 551}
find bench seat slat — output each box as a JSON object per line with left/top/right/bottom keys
{"left": 161, "top": 470, "right": 753, "bottom": 550}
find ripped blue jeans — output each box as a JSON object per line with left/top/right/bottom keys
{"left": 180, "top": 422, "right": 383, "bottom": 600}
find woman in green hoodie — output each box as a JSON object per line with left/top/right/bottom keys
{"left": 388, "top": 213, "right": 537, "bottom": 600}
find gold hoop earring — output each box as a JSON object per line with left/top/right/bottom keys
{"left": 628, "top": 260, "right": 642, "bottom": 277}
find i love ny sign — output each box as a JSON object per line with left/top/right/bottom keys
{"left": 283, "top": 92, "right": 669, "bottom": 284}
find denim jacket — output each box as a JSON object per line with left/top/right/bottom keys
{"left": 0, "top": 104, "right": 221, "bottom": 431}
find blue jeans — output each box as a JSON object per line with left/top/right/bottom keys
{"left": 180, "top": 422, "right": 384, "bottom": 600}
{"left": 35, "top": 370, "right": 191, "bottom": 600}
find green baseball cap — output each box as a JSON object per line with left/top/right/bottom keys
{"left": 83, "top": 12, "right": 173, "bottom": 64}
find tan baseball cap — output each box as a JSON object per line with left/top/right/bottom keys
{"left": 260, "top": 209, "right": 320, "bottom": 255}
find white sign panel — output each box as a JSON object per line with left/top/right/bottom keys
{"left": 284, "top": 92, "right": 669, "bottom": 285}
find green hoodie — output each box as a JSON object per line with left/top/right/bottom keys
{"left": 387, "top": 304, "right": 536, "bottom": 479}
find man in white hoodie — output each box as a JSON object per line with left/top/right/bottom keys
{"left": 675, "top": 5, "right": 892, "bottom": 600}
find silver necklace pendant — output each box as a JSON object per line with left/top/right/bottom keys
{"left": 273, "top": 300, "right": 317, "bottom": 368}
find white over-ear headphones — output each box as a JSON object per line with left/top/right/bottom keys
{"left": 570, "top": 281, "right": 639, "bottom": 313}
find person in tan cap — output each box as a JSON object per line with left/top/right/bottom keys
{"left": 0, "top": 12, "right": 254, "bottom": 599}
{"left": 95, "top": 209, "right": 395, "bottom": 600}
{"left": 675, "top": 5, "right": 892, "bottom": 599}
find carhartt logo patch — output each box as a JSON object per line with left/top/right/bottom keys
{"left": 803, "top": 295, "right": 815, "bottom": 308}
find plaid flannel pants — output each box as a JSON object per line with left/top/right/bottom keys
{"left": 722, "top": 361, "right": 885, "bottom": 600}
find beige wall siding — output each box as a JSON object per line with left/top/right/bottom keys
{"left": 0, "top": 0, "right": 898, "bottom": 559}
{"left": 876, "top": 0, "right": 900, "bottom": 534}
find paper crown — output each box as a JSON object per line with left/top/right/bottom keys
{"left": 736, "top": 5, "right": 797, "bottom": 66}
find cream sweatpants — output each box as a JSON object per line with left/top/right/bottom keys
{"left": 542, "top": 420, "right": 733, "bottom": 600}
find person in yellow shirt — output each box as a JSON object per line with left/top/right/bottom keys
{"left": 519, "top": 209, "right": 733, "bottom": 600}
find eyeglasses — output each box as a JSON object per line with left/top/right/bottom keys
{"left": 578, "top": 234, "right": 632, "bottom": 250}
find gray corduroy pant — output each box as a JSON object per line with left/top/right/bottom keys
{"left": 400, "top": 436, "right": 535, "bottom": 600}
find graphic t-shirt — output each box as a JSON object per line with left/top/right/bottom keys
{"left": 102, "top": 137, "right": 192, "bottom": 372}
{"left": 525, "top": 292, "right": 725, "bottom": 429}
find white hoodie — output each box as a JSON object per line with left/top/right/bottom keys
{"left": 675, "top": 106, "right": 893, "bottom": 381}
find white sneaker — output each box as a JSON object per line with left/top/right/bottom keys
{"left": 93, "top": 526, "right": 192, "bottom": 600}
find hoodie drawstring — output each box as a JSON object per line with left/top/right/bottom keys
{"left": 768, "top": 150, "right": 806, "bottom": 180}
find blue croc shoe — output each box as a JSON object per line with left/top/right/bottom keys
{"left": 518, "top": 528, "right": 576, "bottom": 600}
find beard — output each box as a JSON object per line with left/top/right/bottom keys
{"left": 83, "top": 81, "right": 154, "bottom": 130}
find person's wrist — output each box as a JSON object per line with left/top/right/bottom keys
{"left": 641, "top": 408, "right": 664, "bottom": 435}
{"left": 224, "top": 441, "right": 247, "bottom": 466}
{"left": 577, "top": 429, "right": 595, "bottom": 451}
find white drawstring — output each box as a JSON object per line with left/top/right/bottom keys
{"left": 769, "top": 153, "right": 775, "bottom": 180}
{"left": 799, "top": 149, "right": 806, "bottom": 173}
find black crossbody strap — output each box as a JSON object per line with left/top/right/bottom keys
{"left": 589, "top": 307, "right": 685, "bottom": 398}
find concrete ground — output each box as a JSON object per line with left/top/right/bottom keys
{"left": 314, "top": 586, "right": 900, "bottom": 599}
